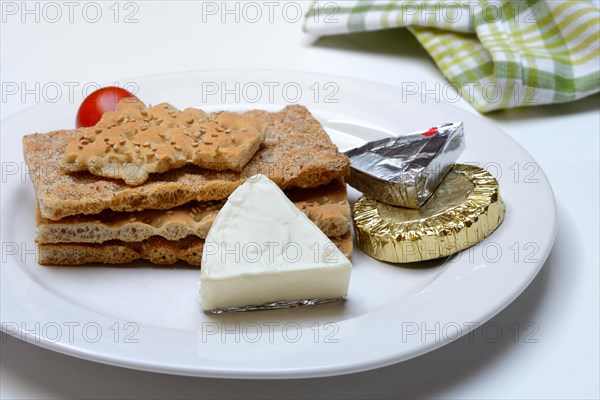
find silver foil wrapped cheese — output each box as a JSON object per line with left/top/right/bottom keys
{"left": 345, "top": 122, "right": 465, "bottom": 208}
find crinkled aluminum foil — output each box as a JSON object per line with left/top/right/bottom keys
{"left": 345, "top": 122, "right": 465, "bottom": 208}
{"left": 205, "top": 297, "right": 345, "bottom": 314}
{"left": 352, "top": 164, "right": 505, "bottom": 263}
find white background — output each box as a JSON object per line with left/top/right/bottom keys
{"left": 1, "top": 1, "right": 598, "bottom": 399}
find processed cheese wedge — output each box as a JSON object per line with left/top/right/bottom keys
{"left": 200, "top": 174, "right": 352, "bottom": 311}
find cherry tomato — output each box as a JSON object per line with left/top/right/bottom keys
{"left": 76, "top": 86, "right": 138, "bottom": 128}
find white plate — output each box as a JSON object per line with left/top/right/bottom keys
{"left": 0, "top": 70, "right": 556, "bottom": 379}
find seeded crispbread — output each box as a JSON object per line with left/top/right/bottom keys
{"left": 36, "top": 234, "right": 353, "bottom": 266}
{"left": 62, "top": 100, "right": 265, "bottom": 185}
{"left": 36, "top": 178, "right": 350, "bottom": 243}
{"left": 23, "top": 105, "right": 350, "bottom": 221}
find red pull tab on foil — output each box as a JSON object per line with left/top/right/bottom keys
{"left": 422, "top": 127, "right": 439, "bottom": 137}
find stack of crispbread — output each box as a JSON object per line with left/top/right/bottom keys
{"left": 23, "top": 101, "right": 352, "bottom": 266}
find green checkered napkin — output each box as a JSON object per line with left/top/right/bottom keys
{"left": 304, "top": 1, "right": 600, "bottom": 112}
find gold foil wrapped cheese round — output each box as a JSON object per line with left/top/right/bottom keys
{"left": 352, "top": 164, "right": 505, "bottom": 263}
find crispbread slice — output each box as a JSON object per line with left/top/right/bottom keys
{"left": 36, "top": 234, "right": 353, "bottom": 266}
{"left": 23, "top": 105, "right": 349, "bottom": 221}
{"left": 62, "top": 101, "right": 265, "bottom": 185}
{"left": 36, "top": 178, "right": 350, "bottom": 243}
